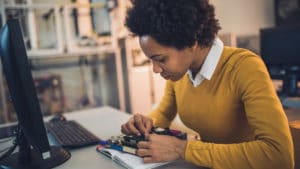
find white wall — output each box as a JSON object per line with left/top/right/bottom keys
{"left": 211, "top": 0, "right": 275, "bottom": 35}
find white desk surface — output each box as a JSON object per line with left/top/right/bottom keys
{"left": 0, "top": 106, "right": 204, "bottom": 169}
{"left": 2, "top": 106, "right": 300, "bottom": 169}
{"left": 57, "top": 106, "right": 205, "bottom": 169}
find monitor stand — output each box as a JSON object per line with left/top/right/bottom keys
{"left": 0, "top": 132, "right": 71, "bottom": 169}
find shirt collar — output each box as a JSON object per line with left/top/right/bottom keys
{"left": 187, "top": 38, "right": 224, "bottom": 85}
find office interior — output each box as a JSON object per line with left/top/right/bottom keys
{"left": 0, "top": 0, "right": 300, "bottom": 168}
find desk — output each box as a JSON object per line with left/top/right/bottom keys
{"left": 285, "top": 107, "right": 300, "bottom": 121}
{"left": 281, "top": 97, "right": 300, "bottom": 108}
{"left": 0, "top": 106, "right": 203, "bottom": 169}
{"left": 285, "top": 108, "right": 300, "bottom": 169}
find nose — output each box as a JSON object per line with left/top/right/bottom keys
{"left": 152, "top": 61, "right": 163, "bottom": 73}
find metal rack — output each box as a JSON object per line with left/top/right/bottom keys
{"left": 0, "top": 0, "right": 126, "bottom": 123}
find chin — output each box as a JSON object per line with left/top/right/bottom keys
{"left": 161, "top": 73, "right": 183, "bottom": 81}
{"left": 169, "top": 76, "right": 182, "bottom": 81}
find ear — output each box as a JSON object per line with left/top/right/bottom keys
{"left": 191, "top": 41, "right": 199, "bottom": 51}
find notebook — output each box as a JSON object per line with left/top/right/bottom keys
{"left": 96, "top": 146, "right": 171, "bottom": 169}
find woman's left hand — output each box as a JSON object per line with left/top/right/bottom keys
{"left": 136, "top": 134, "right": 187, "bottom": 163}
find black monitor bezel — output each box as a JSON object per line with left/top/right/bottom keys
{"left": 0, "top": 18, "right": 70, "bottom": 169}
{"left": 260, "top": 25, "right": 300, "bottom": 67}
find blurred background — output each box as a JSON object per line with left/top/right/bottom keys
{"left": 0, "top": 0, "right": 299, "bottom": 124}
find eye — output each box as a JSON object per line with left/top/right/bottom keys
{"left": 157, "top": 58, "right": 165, "bottom": 63}
{"left": 155, "top": 56, "right": 167, "bottom": 63}
{"left": 150, "top": 55, "right": 167, "bottom": 64}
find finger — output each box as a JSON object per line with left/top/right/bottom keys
{"left": 143, "top": 120, "right": 153, "bottom": 137}
{"left": 137, "top": 141, "right": 150, "bottom": 149}
{"left": 127, "top": 122, "right": 141, "bottom": 135}
{"left": 121, "top": 124, "right": 130, "bottom": 134}
{"left": 147, "top": 134, "right": 155, "bottom": 141}
{"left": 136, "top": 149, "right": 150, "bottom": 157}
{"left": 143, "top": 157, "right": 154, "bottom": 163}
{"left": 134, "top": 115, "right": 147, "bottom": 135}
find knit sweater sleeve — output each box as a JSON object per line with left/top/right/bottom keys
{"left": 184, "top": 56, "right": 294, "bottom": 169}
{"left": 148, "top": 80, "right": 177, "bottom": 128}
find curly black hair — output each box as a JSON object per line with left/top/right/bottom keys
{"left": 125, "top": 0, "right": 221, "bottom": 49}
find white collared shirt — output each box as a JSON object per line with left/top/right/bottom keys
{"left": 187, "top": 38, "right": 224, "bottom": 87}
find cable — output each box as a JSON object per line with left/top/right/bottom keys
{"left": 0, "top": 137, "right": 13, "bottom": 144}
{"left": 0, "top": 143, "right": 17, "bottom": 161}
{"left": 0, "top": 147, "right": 11, "bottom": 154}
{"left": 0, "top": 124, "right": 21, "bottom": 161}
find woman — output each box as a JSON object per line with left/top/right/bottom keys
{"left": 121, "top": 0, "right": 294, "bottom": 168}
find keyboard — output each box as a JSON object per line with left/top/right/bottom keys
{"left": 0, "top": 124, "right": 17, "bottom": 139}
{"left": 46, "top": 120, "right": 101, "bottom": 149}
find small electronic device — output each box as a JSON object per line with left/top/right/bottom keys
{"left": 98, "top": 127, "right": 187, "bottom": 154}
{"left": 122, "top": 127, "right": 187, "bottom": 148}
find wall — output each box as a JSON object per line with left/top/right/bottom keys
{"left": 211, "top": 0, "right": 275, "bottom": 35}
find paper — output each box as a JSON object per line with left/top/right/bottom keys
{"left": 97, "top": 147, "right": 171, "bottom": 169}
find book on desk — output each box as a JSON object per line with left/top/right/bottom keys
{"left": 96, "top": 144, "right": 171, "bottom": 169}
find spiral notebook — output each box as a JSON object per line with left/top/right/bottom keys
{"left": 96, "top": 146, "right": 171, "bottom": 169}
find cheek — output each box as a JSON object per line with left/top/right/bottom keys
{"left": 162, "top": 65, "right": 186, "bottom": 77}
{"left": 169, "top": 60, "right": 189, "bottom": 73}
{"left": 160, "top": 54, "right": 191, "bottom": 75}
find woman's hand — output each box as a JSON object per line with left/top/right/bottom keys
{"left": 136, "top": 134, "right": 187, "bottom": 163}
{"left": 121, "top": 114, "right": 153, "bottom": 137}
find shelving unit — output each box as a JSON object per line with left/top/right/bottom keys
{"left": 1, "top": 3, "right": 64, "bottom": 56}
{"left": 0, "top": 0, "right": 126, "bottom": 123}
{"left": 0, "top": 0, "right": 167, "bottom": 123}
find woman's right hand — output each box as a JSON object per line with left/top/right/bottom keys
{"left": 121, "top": 114, "right": 153, "bottom": 137}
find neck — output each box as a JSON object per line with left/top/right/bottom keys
{"left": 189, "top": 46, "right": 211, "bottom": 76}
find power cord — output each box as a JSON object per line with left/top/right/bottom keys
{"left": 0, "top": 124, "right": 22, "bottom": 161}
{"left": 0, "top": 138, "right": 13, "bottom": 144}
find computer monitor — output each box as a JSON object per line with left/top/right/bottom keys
{"left": 275, "top": 0, "right": 300, "bottom": 26}
{"left": 0, "top": 19, "right": 70, "bottom": 168}
{"left": 260, "top": 26, "right": 300, "bottom": 97}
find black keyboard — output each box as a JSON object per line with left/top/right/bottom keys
{"left": 0, "top": 124, "right": 17, "bottom": 139}
{"left": 46, "top": 120, "right": 100, "bottom": 149}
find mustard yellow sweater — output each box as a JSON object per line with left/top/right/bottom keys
{"left": 149, "top": 47, "right": 294, "bottom": 169}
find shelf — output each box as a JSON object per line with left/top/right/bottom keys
{"left": 27, "top": 44, "right": 115, "bottom": 59}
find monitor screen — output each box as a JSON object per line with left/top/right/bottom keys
{"left": 275, "top": 0, "right": 300, "bottom": 26}
{"left": 0, "top": 19, "right": 70, "bottom": 168}
{"left": 260, "top": 26, "right": 300, "bottom": 67}
{"left": 260, "top": 26, "right": 300, "bottom": 96}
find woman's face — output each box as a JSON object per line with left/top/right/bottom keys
{"left": 139, "top": 36, "right": 195, "bottom": 81}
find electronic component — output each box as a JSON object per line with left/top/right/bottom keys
{"left": 152, "top": 127, "right": 187, "bottom": 140}
{"left": 98, "top": 139, "right": 137, "bottom": 154}
{"left": 121, "top": 127, "right": 187, "bottom": 149}
{"left": 122, "top": 135, "right": 145, "bottom": 148}
{"left": 98, "top": 127, "right": 187, "bottom": 154}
